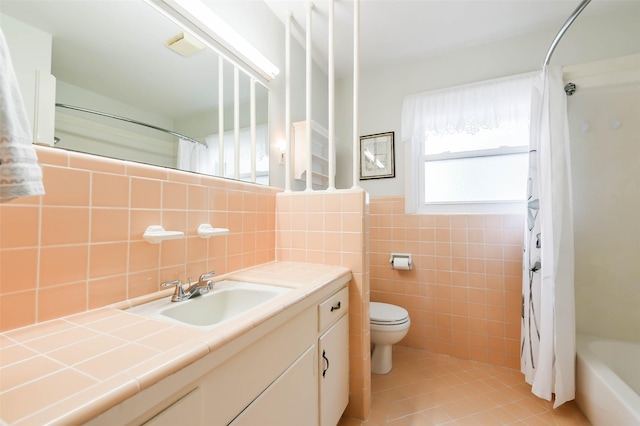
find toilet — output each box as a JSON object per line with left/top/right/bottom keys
{"left": 370, "top": 302, "right": 411, "bottom": 374}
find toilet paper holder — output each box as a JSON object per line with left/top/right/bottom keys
{"left": 389, "top": 253, "right": 413, "bottom": 270}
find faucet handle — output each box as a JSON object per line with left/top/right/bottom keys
{"left": 199, "top": 270, "right": 216, "bottom": 282}
{"left": 161, "top": 279, "right": 181, "bottom": 288}
{"left": 161, "top": 279, "right": 188, "bottom": 302}
{"left": 161, "top": 279, "right": 182, "bottom": 288}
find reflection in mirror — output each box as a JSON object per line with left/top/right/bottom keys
{"left": 0, "top": 0, "right": 270, "bottom": 184}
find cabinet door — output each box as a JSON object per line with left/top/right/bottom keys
{"left": 319, "top": 315, "right": 349, "bottom": 426}
{"left": 230, "top": 346, "right": 318, "bottom": 426}
{"left": 143, "top": 388, "right": 202, "bottom": 426}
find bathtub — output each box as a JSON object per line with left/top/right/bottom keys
{"left": 576, "top": 334, "right": 640, "bottom": 426}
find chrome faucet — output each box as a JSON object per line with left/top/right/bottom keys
{"left": 161, "top": 270, "right": 216, "bottom": 302}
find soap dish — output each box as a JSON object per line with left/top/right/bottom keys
{"left": 143, "top": 225, "right": 184, "bottom": 244}
{"left": 198, "top": 224, "right": 230, "bottom": 238}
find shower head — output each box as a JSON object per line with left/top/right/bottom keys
{"left": 564, "top": 83, "right": 577, "bottom": 96}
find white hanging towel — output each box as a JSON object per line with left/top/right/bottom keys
{"left": 0, "top": 27, "right": 45, "bottom": 200}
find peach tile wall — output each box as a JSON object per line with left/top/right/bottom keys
{"left": 0, "top": 146, "right": 279, "bottom": 332}
{"left": 369, "top": 196, "right": 524, "bottom": 370}
{"left": 275, "top": 189, "right": 371, "bottom": 420}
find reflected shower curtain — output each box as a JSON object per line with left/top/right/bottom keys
{"left": 177, "top": 139, "right": 214, "bottom": 175}
{"left": 521, "top": 65, "right": 576, "bottom": 408}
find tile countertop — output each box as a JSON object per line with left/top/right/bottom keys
{"left": 0, "top": 262, "right": 351, "bottom": 425}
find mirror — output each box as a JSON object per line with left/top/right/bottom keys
{"left": 0, "top": 0, "right": 270, "bottom": 184}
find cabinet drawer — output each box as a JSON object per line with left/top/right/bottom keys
{"left": 319, "top": 286, "right": 348, "bottom": 332}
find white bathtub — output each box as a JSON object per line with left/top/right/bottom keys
{"left": 576, "top": 334, "right": 640, "bottom": 426}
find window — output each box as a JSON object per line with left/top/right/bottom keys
{"left": 402, "top": 73, "right": 534, "bottom": 214}
{"left": 422, "top": 126, "right": 529, "bottom": 210}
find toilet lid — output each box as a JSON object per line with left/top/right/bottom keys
{"left": 370, "top": 302, "right": 409, "bottom": 325}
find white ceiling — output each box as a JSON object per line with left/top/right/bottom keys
{"left": 264, "top": 0, "right": 640, "bottom": 78}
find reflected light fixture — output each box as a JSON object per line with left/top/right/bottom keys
{"left": 147, "top": 0, "right": 280, "bottom": 81}
{"left": 364, "top": 149, "right": 385, "bottom": 169}
{"left": 277, "top": 139, "right": 286, "bottom": 165}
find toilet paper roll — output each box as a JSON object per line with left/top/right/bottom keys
{"left": 392, "top": 257, "right": 411, "bottom": 270}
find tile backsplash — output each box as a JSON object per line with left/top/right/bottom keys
{"left": 0, "top": 146, "right": 279, "bottom": 331}
{"left": 369, "top": 196, "right": 524, "bottom": 369}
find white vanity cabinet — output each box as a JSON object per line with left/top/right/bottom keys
{"left": 318, "top": 287, "right": 350, "bottom": 426}
{"left": 87, "top": 283, "right": 349, "bottom": 426}
{"left": 142, "top": 388, "right": 203, "bottom": 425}
{"left": 232, "top": 286, "right": 350, "bottom": 426}
{"left": 229, "top": 346, "right": 318, "bottom": 425}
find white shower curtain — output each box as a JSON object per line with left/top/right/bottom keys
{"left": 177, "top": 139, "right": 214, "bottom": 175}
{"left": 521, "top": 65, "right": 576, "bottom": 408}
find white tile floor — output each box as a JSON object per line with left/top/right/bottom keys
{"left": 339, "top": 346, "right": 590, "bottom": 425}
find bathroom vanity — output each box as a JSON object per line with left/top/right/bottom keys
{"left": 0, "top": 262, "right": 351, "bottom": 425}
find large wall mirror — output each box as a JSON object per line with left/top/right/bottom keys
{"left": 1, "top": 0, "right": 270, "bottom": 185}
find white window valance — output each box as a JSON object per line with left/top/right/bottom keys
{"left": 401, "top": 72, "right": 536, "bottom": 143}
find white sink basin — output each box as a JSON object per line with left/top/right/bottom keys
{"left": 127, "top": 281, "right": 291, "bottom": 330}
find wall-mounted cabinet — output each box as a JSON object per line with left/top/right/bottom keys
{"left": 292, "top": 120, "right": 336, "bottom": 189}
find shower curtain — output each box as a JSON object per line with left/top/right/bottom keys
{"left": 521, "top": 65, "right": 576, "bottom": 408}
{"left": 177, "top": 138, "right": 214, "bottom": 175}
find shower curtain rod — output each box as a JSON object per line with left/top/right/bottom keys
{"left": 543, "top": 0, "right": 591, "bottom": 66}
{"left": 55, "top": 103, "right": 206, "bottom": 146}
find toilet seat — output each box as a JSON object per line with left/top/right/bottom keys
{"left": 370, "top": 302, "right": 409, "bottom": 326}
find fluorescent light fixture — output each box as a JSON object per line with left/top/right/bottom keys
{"left": 148, "top": 0, "right": 279, "bottom": 81}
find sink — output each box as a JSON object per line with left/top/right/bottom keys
{"left": 162, "top": 286, "right": 285, "bottom": 326}
{"left": 127, "top": 281, "right": 291, "bottom": 330}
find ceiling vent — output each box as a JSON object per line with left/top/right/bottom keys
{"left": 165, "top": 32, "right": 205, "bottom": 57}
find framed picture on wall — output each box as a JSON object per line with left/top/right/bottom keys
{"left": 359, "top": 131, "right": 395, "bottom": 180}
